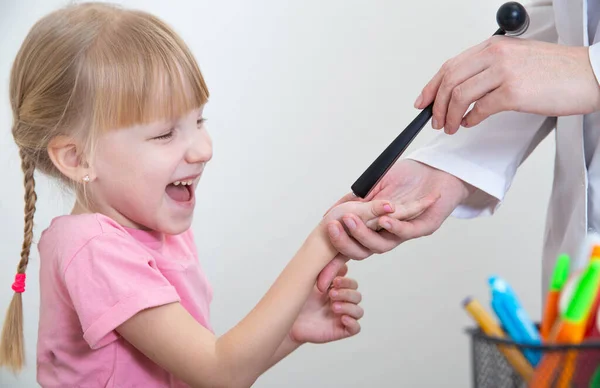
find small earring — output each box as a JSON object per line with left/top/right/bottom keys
{"left": 82, "top": 175, "right": 90, "bottom": 183}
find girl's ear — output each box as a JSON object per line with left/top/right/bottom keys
{"left": 47, "top": 135, "right": 95, "bottom": 183}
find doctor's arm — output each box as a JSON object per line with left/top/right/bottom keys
{"left": 418, "top": 4, "right": 600, "bottom": 134}
{"left": 316, "top": 1, "right": 564, "bottom": 291}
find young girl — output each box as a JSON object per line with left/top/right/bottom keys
{"left": 0, "top": 3, "right": 435, "bottom": 387}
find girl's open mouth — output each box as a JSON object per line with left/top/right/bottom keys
{"left": 165, "top": 180, "right": 193, "bottom": 202}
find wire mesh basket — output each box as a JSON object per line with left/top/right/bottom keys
{"left": 466, "top": 325, "right": 600, "bottom": 387}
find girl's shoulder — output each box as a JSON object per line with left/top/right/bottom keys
{"left": 41, "top": 213, "right": 130, "bottom": 243}
{"left": 38, "top": 213, "right": 138, "bottom": 269}
{"left": 38, "top": 213, "right": 197, "bottom": 271}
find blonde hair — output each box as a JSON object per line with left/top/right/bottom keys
{"left": 1, "top": 2, "right": 209, "bottom": 372}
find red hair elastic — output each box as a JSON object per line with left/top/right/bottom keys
{"left": 12, "top": 273, "right": 26, "bottom": 293}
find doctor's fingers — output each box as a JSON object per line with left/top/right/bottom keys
{"left": 444, "top": 68, "right": 501, "bottom": 134}
{"left": 461, "top": 85, "right": 513, "bottom": 129}
{"left": 415, "top": 38, "right": 491, "bottom": 112}
{"left": 431, "top": 53, "right": 492, "bottom": 132}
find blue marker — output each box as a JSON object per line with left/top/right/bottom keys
{"left": 488, "top": 275, "right": 542, "bottom": 366}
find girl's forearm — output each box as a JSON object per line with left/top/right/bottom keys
{"left": 263, "top": 334, "right": 302, "bottom": 373}
{"left": 215, "top": 226, "right": 336, "bottom": 387}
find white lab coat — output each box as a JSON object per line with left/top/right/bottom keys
{"left": 407, "top": 0, "right": 597, "bottom": 294}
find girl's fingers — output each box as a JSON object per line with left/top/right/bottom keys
{"left": 378, "top": 215, "right": 440, "bottom": 242}
{"left": 341, "top": 316, "right": 361, "bottom": 336}
{"left": 332, "top": 302, "right": 364, "bottom": 320}
{"left": 339, "top": 214, "right": 402, "bottom": 255}
{"left": 317, "top": 253, "right": 350, "bottom": 293}
{"left": 329, "top": 288, "right": 362, "bottom": 304}
{"left": 335, "top": 264, "right": 349, "bottom": 278}
{"left": 348, "top": 200, "right": 396, "bottom": 222}
{"left": 323, "top": 192, "right": 360, "bottom": 216}
{"left": 364, "top": 193, "right": 440, "bottom": 230}
{"left": 327, "top": 220, "right": 372, "bottom": 258}
{"left": 332, "top": 276, "right": 358, "bottom": 290}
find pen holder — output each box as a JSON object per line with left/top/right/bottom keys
{"left": 466, "top": 324, "right": 600, "bottom": 388}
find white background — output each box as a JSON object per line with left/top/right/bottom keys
{"left": 0, "top": 0, "right": 553, "bottom": 386}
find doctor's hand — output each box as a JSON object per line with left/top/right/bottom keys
{"left": 414, "top": 36, "right": 600, "bottom": 135}
{"left": 316, "top": 159, "right": 470, "bottom": 292}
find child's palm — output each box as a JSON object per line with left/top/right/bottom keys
{"left": 289, "top": 266, "right": 363, "bottom": 344}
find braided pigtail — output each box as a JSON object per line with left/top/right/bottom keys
{"left": 0, "top": 149, "right": 36, "bottom": 372}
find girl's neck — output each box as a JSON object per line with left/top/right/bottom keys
{"left": 70, "top": 200, "right": 89, "bottom": 216}
{"left": 70, "top": 199, "right": 153, "bottom": 232}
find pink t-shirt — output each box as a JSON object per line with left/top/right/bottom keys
{"left": 36, "top": 213, "right": 213, "bottom": 387}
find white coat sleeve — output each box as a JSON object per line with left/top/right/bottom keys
{"left": 406, "top": 1, "right": 558, "bottom": 218}
{"left": 589, "top": 42, "right": 600, "bottom": 85}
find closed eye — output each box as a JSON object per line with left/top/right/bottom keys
{"left": 197, "top": 117, "right": 206, "bottom": 127}
{"left": 153, "top": 130, "right": 173, "bottom": 140}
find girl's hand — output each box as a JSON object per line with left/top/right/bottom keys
{"left": 322, "top": 193, "right": 439, "bottom": 237}
{"left": 289, "top": 264, "right": 363, "bottom": 345}
{"left": 316, "top": 182, "right": 440, "bottom": 293}
{"left": 414, "top": 36, "right": 600, "bottom": 135}
{"left": 322, "top": 192, "right": 439, "bottom": 256}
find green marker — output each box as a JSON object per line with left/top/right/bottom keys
{"left": 591, "top": 366, "right": 600, "bottom": 388}
{"left": 563, "top": 261, "right": 600, "bottom": 326}
{"left": 551, "top": 254, "right": 570, "bottom": 291}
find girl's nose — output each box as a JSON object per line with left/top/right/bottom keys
{"left": 185, "top": 129, "right": 212, "bottom": 164}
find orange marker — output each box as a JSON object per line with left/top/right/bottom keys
{"left": 540, "top": 254, "right": 570, "bottom": 340}
{"left": 584, "top": 246, "right": 600, "bottom": 335}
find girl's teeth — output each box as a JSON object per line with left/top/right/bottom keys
{"left": 172, "top": 180, "right": 194, "bottom": 186}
